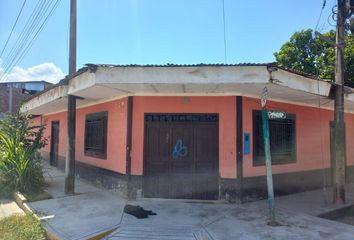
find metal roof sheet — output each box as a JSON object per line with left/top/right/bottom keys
{"left": 23, "top": 62, "right": 340, "bottom": 103}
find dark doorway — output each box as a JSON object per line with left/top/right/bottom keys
{"left": 143, "top": 114, "right": 219, "bottom": 200}
{"left": 50, "top": 121, "right": 60, "bottom": 167}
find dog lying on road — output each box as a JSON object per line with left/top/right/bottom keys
{"left": 123, "top": 204, "right": 157, "bottom": 219}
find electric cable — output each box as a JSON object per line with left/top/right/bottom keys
{"left": 3, "top": 0, "right": 52, "bottom": 71}
{"left": 1, "top": 0, "right": 61, "bottom": 81}
{"left": 315, "top": 0, "right": 327, "bottom": 31}
{"left": 0, "top": 0, "right": 28, "bottom": 58}
{"left": 2, "top": 0, "right": 48, "bottom": 71}
{"left": 313, "top": 0, "right": 332, "bottom": 206}
{"left": 13, "top": 0, "right": 61, "bottom": 73}
{"left": 221, "top": 0, "right": 227, "bottom": 64}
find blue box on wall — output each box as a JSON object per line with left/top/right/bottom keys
{"left": 244, "top": 133, "right": 250, "bottom": 155}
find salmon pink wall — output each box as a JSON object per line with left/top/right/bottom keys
{"left": 42, "top": 112, "right": 68, "bottom": 157}
{"left": 345, "top": 113, "right": 354, "bottom": 166}
{"left": 75, "top": 98, "right": 128, "bottom": 173}
{"left": 41, "top": 98, "right": 128, "bottom": 174}
{"left": 131, "top": 96, "right": 237, "bottom": 178}
{"left": 36, "top": 95, "right": 354, "bottom": 179}
{"left": 243, "top": 96, "right": 354, "bottom": 177}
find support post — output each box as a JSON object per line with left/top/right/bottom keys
{"left": 333, "top": 0, "right": 346, "bottom": 204}
{"left": 236, "top": 96, "right": 243, "bottom": 202}
{"left": 261, "top": 109, "right": 275, "bottom": 223}
{"left": 126, "top": 96, "right": 133, "bottom": 199}
{"left": 260, "top": 86, "right": 276, "bottom": 224}
{"left": 65, "top": 95, "right": 76, "bottom": 194}
{"left": 65, "top": 0, "right": 77, "bottom": 195}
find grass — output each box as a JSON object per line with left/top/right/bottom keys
{"left": 0, "top": 214, "right": 47, "bottom": 240}
{"left": 24, "top": 191, "right": 52, "bottom": 202}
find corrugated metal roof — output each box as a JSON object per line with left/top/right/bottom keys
{"left": 85, "top": 62, "right": 333, "bottom": 82}
{"left": 276, "top": 65, "right": 331, "bottom": 82}
{"left": 85, "top": 62, "right": 276, "bottom": 68}
{"left": 23, "top": 62, "right": 338, "bottom": 103}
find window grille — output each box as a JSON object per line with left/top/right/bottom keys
{"left": 252, "top": 110, "right": 296, "bottom": 165}
{"left": 84, "top": 111, "right": 108, "bottom": 159}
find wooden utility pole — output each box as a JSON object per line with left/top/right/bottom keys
{"left": 333, "top": 0, "right": 346, "bottom": 204}
{"left": 65, "top": 0, "right": 77, "bottom": 195}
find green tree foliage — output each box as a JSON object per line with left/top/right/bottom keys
{"left": 274, "top": 29, "right": 354, "bottom": 87}
{"left": 0, "top": 112, "right": 47, "bottom": 196}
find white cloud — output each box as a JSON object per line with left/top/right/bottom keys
{"left": 0, "top": 62, "right": 65, "bottom": 84}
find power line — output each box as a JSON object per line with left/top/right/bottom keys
{"left": 1, "top": 0, "right": 48, "bottom": 72}
{"left": 1, "top": 0, "right": 61, "bottom": 81}
{"left": 315, "top": 0, "right": 327, "bottom": 31}
{"left": 221, "top": 0, "right": 227, "bottom": 64}
{"left": 312, "top": 0, "right": 334, "bottom": 206}
{"left": 15, "top": 0, "right": 62, "bottom": 71}
{"left": 4, "top": 0, "right": 53, "bottom": 70}
{"left": 0, "top": 0, "right": 28, "bottom": 58}
{"left": 3, "top": 0, "right": 49, "bottom": 71}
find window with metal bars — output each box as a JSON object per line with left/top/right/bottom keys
{"left": 252, "top": 110, "right": 296, "bottom": 166}
{"left": 84, "top": 111, "right": 108, "bottom": 159}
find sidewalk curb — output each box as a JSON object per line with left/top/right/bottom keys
{"left": 13, "top": 192, "right": 60, "bottom": 240}
{"left": 86, "top": 226, "right": 119, "bottom": 240}
{"left": 13, "top": 192, "right": 33, "bottom": 215}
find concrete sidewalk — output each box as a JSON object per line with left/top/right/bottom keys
{"left": 0, "top": 198, "right": 24, "bottom": 220}
{"left": 29, "top": 164, "right": 354, "bottom": 240}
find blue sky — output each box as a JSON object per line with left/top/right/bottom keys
{"left": 0, "top": 0, "right": 335, "bottom": 83}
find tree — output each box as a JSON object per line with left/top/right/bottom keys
{"left": 274, "top": 29, "right": 354, "bottom": 87}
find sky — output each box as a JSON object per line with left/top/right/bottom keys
{"left": 0, "top": 0, "right": 336, "bottom": 83}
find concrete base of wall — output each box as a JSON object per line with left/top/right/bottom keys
{"left": 41, "top": 152, "right": 138, "bottom": 199}
{"left": 40, "top": 152, "right": 354, "bottom": 201}
{"left": 221, "top": 168, "right": 333, "bottom": 202}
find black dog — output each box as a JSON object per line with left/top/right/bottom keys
{"left": 123, "top": 204, "right": 157, "bottom": 219}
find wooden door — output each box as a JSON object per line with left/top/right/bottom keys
{"left": 169, "top": 124, "right": 194, "bottom": 199}
{"left": 50, "top": 121, "right": 60, "bottom": 167}
{"left": 143, "top": 123, "right": 171, "bottom": 198}
{"left": 193, "top": 124, "right": 219, "bottom": 200}
{"left": 143, "top": 114, "right": 218, "bottom": 200}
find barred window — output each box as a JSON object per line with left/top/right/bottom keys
{"left": 252, "top": 110, "right": 296, "bottom": 166}
{"left": 84, "top": 111, "right": 108, "bottom": 159}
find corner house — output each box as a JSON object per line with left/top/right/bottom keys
{"left": 22, "top": 63, "right": 354, "bottom": 200}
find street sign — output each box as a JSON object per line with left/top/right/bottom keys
{"left": 267, "top": 111, "right": 287, "bottom": 119}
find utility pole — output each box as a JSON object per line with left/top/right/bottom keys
{"left": 333, "top": 0, "right": 346, "bottom": 204}
{"left": 65, "top": 0, "right": 77, "bottom": 195}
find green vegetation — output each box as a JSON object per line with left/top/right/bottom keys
{"left": 274, "top": 29, "right": 354, "bottom": 87}
{"left": 0, "top": 112, "right": 47, "bottom": 197}
{"left": 0, "top": 214, "right": 46, "bottom": 240}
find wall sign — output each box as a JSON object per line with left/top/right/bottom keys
{"left": 267, "top": 111, "right": 287, "bottom": 119}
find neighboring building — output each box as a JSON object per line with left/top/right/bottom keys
{"left": 22, "top": 63, "right": 354, "bottom": 200}
{"left": 0, "top": 81, "right": 53, "bottom": 118}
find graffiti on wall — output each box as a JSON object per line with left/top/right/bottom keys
{"left": 172, "top": 139, "right": 187, "bottom": 159}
